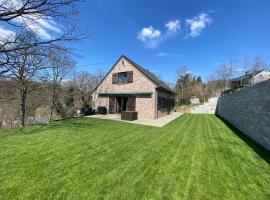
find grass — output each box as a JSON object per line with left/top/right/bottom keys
{"left": 0, "top": 114, "right": 269, "bottom": 200}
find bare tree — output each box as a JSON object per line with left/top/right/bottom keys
{"left": 2, "top": 33, "right": 45, "bottom": 126}
{"left": 0, "top": 0, "right": 82, "bottom": 22}
{"left": 216, "top": 57, "right": 237, "bottom": 89}
{"left": 74, "top": 70, "right": 104, "bottom": 108}
{"left": 252, "top": 56, "right": 265, "bottom": 72}
{"left": 217, "top": 63, "right": 231, "bottom": 88}
{"left": 0, "top": 0, "right": 86, "bottom": 75}
{"left": 175, "top": 65, "right": 192, "bottom": 105}
{"left": 47, "top": 47, "right": 74, "bottom": 122}
{"left": 242, "top": 56, "right": 251, "bottom": 72}
{"left": 206, "top": 71, "right": 225, "bottom": 97}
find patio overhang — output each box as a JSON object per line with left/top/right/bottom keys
{"left": 98, "top": 92, "right": 152, "bottom": 97}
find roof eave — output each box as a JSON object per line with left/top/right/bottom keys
{"left": 156, "top": 87, "right": 176, "bottom": 95}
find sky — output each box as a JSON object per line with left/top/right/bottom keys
{"left": 1, "top": 0, "right": 270, "bottom": 83}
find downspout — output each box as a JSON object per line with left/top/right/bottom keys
{"left": 155, "top": 89, "right": 158, "bottom": 119}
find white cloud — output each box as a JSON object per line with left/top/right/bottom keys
{"left": 0, "top": 27, "right": 16, "bottom": 40}
{"left": 186, "top": 12, "right": 212, "bottom": 37}
{"left": 165, "top": 20, "right": 180, "bottom": 33}
{"left": 138, "top": 20, "right": 181, "bottom": 48}
{"left": 137, "top": 26, "right": 162, "bottom": 48}
{"left": 155, "top": 52, "right": 183, "bottom": 57}
{"left": 13, "top": 15, "right": 61, "bottom": 40}
{"left": 155, "top": 52, "right": 169, "bottom": 57}
{"left": 0, "top": 0, "right": 22, "bottom": 9}
{"left": 36, "top": 18, "right": 61, "bottom": 33}
{"left": 138, "top": 26, "right": 161, "bottom": 42}
{"left": 0, "top": 0, "right": 61, "bottom": 40}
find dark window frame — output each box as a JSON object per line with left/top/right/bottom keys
{"left": 158, "top": 97, "right": 175, "bottom": 109}
{"left": 118, "top": 72, "right": 128, "bottom": 84}
{"left": 112, "top": 71, "right": 133, "bottom": 84}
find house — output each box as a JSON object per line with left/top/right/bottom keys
{"left": 229, "top": 68, "right": 270, "bottom": 87}
{"left": 91, "top": 55, "right": 175, "bottom": 119}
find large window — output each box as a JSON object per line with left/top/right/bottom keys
{"left": 112, "top": 71, "right": 133, "bottom": 84}
{"left": 158, "top": 97, "right": 175, "bottom": 109}
{"left": 118, "top": 72, "right": 128, "bottom": 84}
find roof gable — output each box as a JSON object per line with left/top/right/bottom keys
{"left": 92, "top": 55, "right": 175, "bottom": 94}
{"left": 122, "top": 56, "right": 175, "bottom": 94}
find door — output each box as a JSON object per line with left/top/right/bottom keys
{"left": 127, "top": 97, "right": 136, "bottom": 111}
{"left": 122, "top": 97, "right": 128, "bottom": 111}
{"left": 167, "top": 99, "right": 170, "bottom": 114}
{"left": 109, "top": 97, "right": 116, "bottom": 113}
{"left": 116, "top": 97, "right": 128, "bottom": 113}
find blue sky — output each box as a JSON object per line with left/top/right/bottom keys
{"left": 48, "top": 0, "right": 270, "bottom": 82}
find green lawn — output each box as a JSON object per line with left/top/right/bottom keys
{"left": 0, "top": 114, "right": 269, "bottom": 200}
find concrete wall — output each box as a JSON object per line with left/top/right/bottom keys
{"left": 92, "top": 57, "right": 157, "bottom": 119}
{"left": 216, "top": 79, "right": 270, "bottom": 150}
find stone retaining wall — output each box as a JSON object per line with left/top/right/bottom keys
{"left": 216, "top": 79, "right": 270, "bottom": 150}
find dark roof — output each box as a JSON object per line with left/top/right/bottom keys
{"left": 92, "top": 55, "right": 175, "bottom": 94}
{"left": 230, "top": 68, "right": 269, "bottom": 83}
{"left": 98, "top": 92, "right": 153, "bottom": 95}
{"left": 122, "top": 55, "right": 175, "bottom": 94}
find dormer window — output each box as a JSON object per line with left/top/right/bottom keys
{"left": 112, "top": 71, "right": 133, "bottom": 84}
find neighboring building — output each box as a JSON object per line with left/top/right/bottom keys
{"left": 252, "top": 69, "right": 270, "bottom": 84}
{"left": 229, "top": 68, "right": 270, "bottom": 87}
{"left": 91, "top": 55, "right": 175, "bottom": 119}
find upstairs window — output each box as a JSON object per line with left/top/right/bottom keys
{"left": 112, "top": 71, "right": 133, "bottom": 84}
{"left": 118, "top": 72, "right": 128, "bottom": 84}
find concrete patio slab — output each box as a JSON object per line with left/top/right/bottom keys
{"left": 86, "top": 112, "right": 183, "bottom": 127}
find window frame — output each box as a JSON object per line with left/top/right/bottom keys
{"left": 118, "top": 72, "right": 128, "bottom": 84}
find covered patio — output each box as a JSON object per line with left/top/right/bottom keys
{"left": 98, "top": 92, "right": 152, "bottom": 114}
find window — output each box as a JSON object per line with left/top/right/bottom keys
{"left": 158, "top": 97, "right": 166, "bottom": 109}
{"left": 118, "top": 72, "right": 128, "bottom": 84}
{"left": 158, "top": 97, "right": 175, "bottom": 109}
{"left": 112, "top": 71, "right": 133, "bottom": 84}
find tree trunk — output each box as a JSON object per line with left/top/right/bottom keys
{"left": 19, "top": 88, "right": 27, "bottom": 127}
{"left": 49, "top": 82, "right": 57, "bottom": 123}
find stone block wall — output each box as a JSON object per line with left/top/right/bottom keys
{"left": 216, "top": 79, "right": 270, "bottom": 150}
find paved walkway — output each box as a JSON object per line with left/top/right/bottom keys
{"left": 190, "top": 97, "right": 218, "bottom": 114}
{"left": 86, "top": 112, "right": 183, "bottom": 127}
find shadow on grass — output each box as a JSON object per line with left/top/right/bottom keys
{"left": 217, "top": 115, "right": 270, "bottom": 165}
{"left": 0, "top": 117, "right": 94, "bottom": 136}
{"left": 0, "top": 123, "right": 52, "bottom": 136}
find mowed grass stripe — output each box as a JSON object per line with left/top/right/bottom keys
{"left": 0, "top": 114, "right": 269, "bottom": 200}
{"left": 101, "top": 115, "right": 193, "bottom": 199}
{"left": 131, "top": 115, "right": 195, "bottom": 199}
{"left": 208, "top": 116, "right": 270, "bottom": 199}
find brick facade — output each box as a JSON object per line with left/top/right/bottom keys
{"left": 92, "top": 57, "right": 157, "bottom": 119}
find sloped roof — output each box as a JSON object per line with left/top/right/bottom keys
{"left": 92, "top": 55, "right": 175, "bottom": 94}
{"left": 230, "top": 68, "right": 270, "bottom": 83}
{"left": 122, "top": 55, "right": 175, "bottom": 94}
